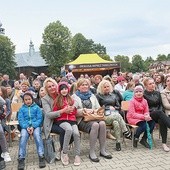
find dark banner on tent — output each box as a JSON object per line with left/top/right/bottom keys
{"left": 65, "top": 62, "right": 120, "bottom": 70}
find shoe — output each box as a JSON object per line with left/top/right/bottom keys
{"left": 1, "top": 152, "right": 12, "bottom": 162}
{"left": 123, "top": 131, "right": 132, "bottom": 140}
{"left": 100, "top": 153, "right": 112, "bottom": 159}
{"left": 162, "top": 144, "right": 170, "bottom": 152}
{"left": 116, "top": 142, "right": 121, "bottom": 151}
{"left": 18, "top": 158, "right": 25, "bottom": 170}
{"left": 55, "top": 151, "right": 61, "bottom": 161}
{"left": 0, "top": 160, "right": 6, "bottom": 170}
{"left": 106, "top": 131, "right": 116, "bottom": 140}
{"left": 74, "top": 155, "right": 81, "bottom": 166}
{"left": 61, "top": 151, "right": 69, "bottom": 166}
{"left": 140, "top": 138, "right": 150, "bottom": 148}
{"left": 89, "top": 155, "right": 99, "bottom": 162}
{"left": 133, "top": 138, "right": 139, "bottom": 148}
{"left": 39, "top": 155, "right": 46, "bottom": 168}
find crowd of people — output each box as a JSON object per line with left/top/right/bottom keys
{"left": 0, "top": 70, "right": 170, "bottom": 169}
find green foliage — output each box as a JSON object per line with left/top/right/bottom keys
{"left": 0, "top": 35, "right": 16, "bottom": 78}
{"left": 131, "top": 55, "right": 145, "bottom": 73}
{"left": 71, "top": 33, "right": 107, "bottom": 60}
{"left": 156, "top": 54, "right": 167, "bottom": 61}
{"left": 114, "top": 55, "right": 131, "bottom": 72}
{"left": 71, "top": 33, "right": 93, "bottom": 60}
{"left": 167, "top": 54, "right": 170, "bottom": 60}
{"left": 92, "top": 43, "right": 106, "bottom": 55}
{"left": 40, "top": 21, "right": 72, "bottom": 75}
{"left": 143, "top": 56, "right": 154, "bottom": 72}
{"left": 100, "top": 54, "right": 113, "bottom": 61}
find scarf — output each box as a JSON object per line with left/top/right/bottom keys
{"left": 134, "top": 96, "right": 143, "bottom": 102}
{"left": 75, "top": 90, "right": 92, "bottom": 100}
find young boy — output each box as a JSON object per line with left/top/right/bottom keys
{"left": 17, "top": 92, "right": 46, "bottom": 170}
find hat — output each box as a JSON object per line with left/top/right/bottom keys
{"left": 58, "top": 82, "right": 70, "bottom": 93}
{"left": 117, "top": 76, "right": 125, "bottom": 82}
{"left": 23, "top": 92, "right": 34, "bottom": 100}
{"left": 134, "top": 85, "right": 143, "bottom": 93}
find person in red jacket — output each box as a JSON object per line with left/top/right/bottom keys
{"left": 53, "top": 82, "right": 81, "bottom": 166}
{"left": 127, "top": 85, "right": 155, "bottom": 148}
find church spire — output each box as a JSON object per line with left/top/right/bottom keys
{"left": 29, "top": 40, "right": 35, "bottom": 56}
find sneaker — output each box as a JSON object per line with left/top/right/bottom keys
{"left": 162, "top": 144, "right": 170, "bottom": 152}
{"left": 18, "top": 158, "right": 25, "bottom": 170}
{"left": 133, "top": 138, "right": 139, "bottom": 148}
{"left": 39, "top": 155, "right": 46, "bottom": 168}
{"left": 123, "top": 131, "right": 132, "bottom": 140}
{"left": 61, "top": 151, "right": 69, "bottom": 166}
{"left": 116, "top": 142, "right": 121, "bottom": 151}
{"left": 0, "top": 160, "right": 6, "bottom": 170}
{"left": 74, "top": 155, "right": 81, "bottom": 166}
{"left": 1, "top": 152, "right": 12, "bottom": 162}
{"left": 55, "top": 151, "right": 61, "bottom": 161}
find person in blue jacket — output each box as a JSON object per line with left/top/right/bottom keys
{"left": 17, "top": 92, "right": 46, "bottom": 170}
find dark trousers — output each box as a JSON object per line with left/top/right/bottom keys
{"left": 135, "top": 120, "right": 155, "bottom": 139}
{"left": 150, "top": 110, "right": 170, "bottom": 143}
{"left": 51, "top": 123, "right": 73, "bottom": 149}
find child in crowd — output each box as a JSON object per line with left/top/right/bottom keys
{"left": 17, "top": 93, "right": 46, "bottom": 170}
{"left": 53, "top": 82, "right": 81, "bottom": 166}
{"left": 127, "top": 85, "right": 155, "bottom": 148}
{"left": 122, "top": 81, "right": 135, "bottom": 101}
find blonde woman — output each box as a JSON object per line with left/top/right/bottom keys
{"left": 42, "top": 78, "right": 73, "bottom": 153}
{"left": 96, "top": 80, "right": 131, "bottom": 151}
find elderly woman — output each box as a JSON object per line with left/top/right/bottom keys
{"left": 42, "top": 78, "right": 73, "bottom": 152}
{"left": 96, "top": 80, "right": 131, "bottom": 151}
{"left": 72, "top": 78, "right": 112, "bottom": 162}
{"left": 143, "top": 77, "right": 170, "bottom": 152}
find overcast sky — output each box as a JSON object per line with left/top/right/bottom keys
{"left": 1, "top": 0, "right": 170, "bottom": 60}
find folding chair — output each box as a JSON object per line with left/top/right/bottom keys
{"left": 121, "top": 101, "right": 138, "bottom": 149}
{"left": 6, "top": 103, "right": 22, "bottom": 146}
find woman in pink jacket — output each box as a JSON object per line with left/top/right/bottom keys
{"left": 127, "top": 85, "right": 155, "bottom": 148}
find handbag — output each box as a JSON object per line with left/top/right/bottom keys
{"left": 43, "top": 137, "right": 56, "bottom": 164}
{"left": 83, "top": 106, "right": 105, "bottom": 122}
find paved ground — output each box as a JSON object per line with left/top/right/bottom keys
{"left": 5, "top": 129, "right": 170, "bottom": 170}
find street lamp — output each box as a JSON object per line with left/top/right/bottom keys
{"left": 0, "top": 21, "right": 5, "bottom": 35}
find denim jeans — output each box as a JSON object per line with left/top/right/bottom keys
{"left": 18, "top": 127, "right": 44, "bottom": 158}
{"left": 135, "top": 120, "right": 155, "bottom": 139}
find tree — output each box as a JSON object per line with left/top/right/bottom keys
{"left": 100, "top": 54, "right": 113, "bottom": 61}
{"left": 40, "top": 21, "right": 72, "bottom": 75}
{"left": 143, "top": 56, "right": 154, "bottom": 72}
{"left": 71, "top": 33, "right": 107, "bottom": 61}
{"left": 71, "top": 33, "right": 93, "bottom": 60}
{"left": 92, "top": 43, "right": 106, "bottom": 56}
{"left": 156, "top": 54, "right": 167, "bottom": 61}
{"left": 114, "top": 55, "right": 131, "bottom": 72}
{"left": 0, "top": 35, "right": 16, "bottom": 78}
{"left": 167, "top": 54, "right": 170, "bottom": 60}
{"left": 131, "top": 55, "right": 145, "bottom": 73}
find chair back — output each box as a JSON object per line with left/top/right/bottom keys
{"left": 11, "top": 103, "right": 23, "bottom": 112}
{"left": 121, "top": 101, "right": 129, "bottom": 111}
